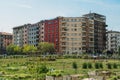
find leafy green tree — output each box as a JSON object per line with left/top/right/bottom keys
{"left": 22, "top": 45, "right": 37, "bottom": 54}
{"left": 6, "top": 44, "right": 21, "bottom": 55}
{"left": 118, "top": 46, "right": 120, "bottom": 56}
{"left": 72, "top": 62, "right": 78, "bottom": 73}
{"left": 38, "top": 42, "right": 55, "bottom": 55}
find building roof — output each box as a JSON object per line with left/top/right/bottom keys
{"left": 107, "top": 30, "right": 120, "bottom": 33}
{"left": 13, "top": 24, "right": 31, "bottom": 29}
{"left": 0, "top": 32, "right": 12, "bottom": 35}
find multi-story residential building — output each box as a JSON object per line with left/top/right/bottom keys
{"left": 13, "top": 24, "right": 30, "bottom": 47}
{"left": 28, "top": 23, "right": 39, "bottom": 46}
{"left": 44, "top": 18, "right": 60, "bottom": 52}
{"left": 59, "top": 17, "right": 94, "bottom": 54}
{"left": 13, "top": 23, "right": 41, "bottom": 47}
{"left": 13, "top": 13, "right": 107, "bottom": 54}
{"left": 39, "top": 21, "right": 45, "bottom": 42}
{"left": 106, "top": 31, "right": 120, "bottom": 52}
{"left": 0, "top": 32, "right": 12, "bottom": 54}
{"left": 83, "top": 13, "right": 107, "bottom": 53}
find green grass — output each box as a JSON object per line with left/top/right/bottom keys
{"left": 0, "top": 56, "right": 120, "bottom": 80}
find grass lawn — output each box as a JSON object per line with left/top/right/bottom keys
{"left": 0, "top": 56, "right": 120, "bottom": 80}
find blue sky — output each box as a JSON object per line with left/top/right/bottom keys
{"left": 0, "top": 0, "right": 120, "bottom": 33}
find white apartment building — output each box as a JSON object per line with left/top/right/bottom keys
{"left": 106, "top": 31, "right": 120, "bottom": 52}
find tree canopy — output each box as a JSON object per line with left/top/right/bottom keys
{"left": 22, "top": 44, "right": 37, "bottom": 54}
{"left": 6, "top": 44, "right": 21, "bottom": 55}
{"left": 38, "top": 42, "right": 55, "bottom": 54}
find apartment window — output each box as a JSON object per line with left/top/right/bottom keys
{"left": 74, "top": 19, "right": 77, "bottom": 22}
{"left": 82, "top": 23, "right": 86, "bottom": 26}
{"left": 82, "top": 37, "right": 86, "bottom": 40}
{"left": 67, "top": 19, "right": 69, "bottom": 21}
{"left": 71, "top": 19, "right": 73, "bottom": 21}
{"left": 90, "top": 38, "right": 93, "bottom": 41}
{"left": 71, "top": 28, "right": 74, "bottom": 31}
{"left": 79, "top": 48, "right": 81, "bottom": 50}
{"left": 67, "top": 24, "right": 69, "bottom": 26}
{"left": 74, "top": 24, "right": 77, "bottom": 27}
{"left": 74, "top": 29, "right": 77, "bottom": 31}
{"left": 82, "top": 28, "right": 86, "bottom": 31}
{"left": 79, "top": 19, "right": 81, "bottom": 21}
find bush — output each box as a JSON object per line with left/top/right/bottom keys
{"left": 47, "top": 70, "right": 63, "bottom": 77}
{"left": 99, "top": 63, "right": 103, "bottom": 69}
{"left": 88, "top": 63, "right": 92, "bottom": 69}
{"left": 107, "top": 63, "right": 112, "bottom": 69}
{"left": 113, "top": 63, "right": 118, "bottom": 69}
{"left": 82, "top": 63, "right": 87, "bottom": 69}
{"left": 94, "top": 62, "right": 103, "bottom": 69}
{"left": 95, "top": 63, "right": 99, "bottom": 69}
{"left": 37, "top": 65, "right": 49, "bottom": 74}
{"left": 72, "top": 62, "right": 78, "bottom": 73}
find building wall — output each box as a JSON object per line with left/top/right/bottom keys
{"left": 13, "top": 13, "right": 107, "bottom": 54}
{"left": 106, "top": 31, "right": 120, "bottom": 52}
{"left": 39, "top": 21, "right": 45, "bottom": 42}
{"left": 13, "top": 24, "right": 31, "bottom": 47}
{"left": 28, "top": 23, "right": 39, "bottom": 46}
{"left": 59, "top": 17, "right": 94, "bottom": 54}
{"left": 83, "top": 13, "right": 107, "bottom": 53}
{"left": 0, "top": 32, "right": 12, "bottom": 54}
{"left": 44, "top": 18, "right": 59, "bottom": 52}
{"left": 13, "top": 23, "right": 41, "bottom": 47}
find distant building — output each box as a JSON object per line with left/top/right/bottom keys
{"left": 39, "top": 21, "right": 45, "bottom": 42}
{"left": 13, "top": 24, "right": 31, "bottom": 47}
{"left": 83, "top": 13, "right": 107, "bottom": 53}
{"left": 44, "top": 18, "right": 60, "bottom": 52}
{"left": 13, "top": 13, "right": 107, "bottom": 54}
{"left": 0, "top": 32, "right": 12, "bottom": 54}
{"left": 59, "top": 16, "right": 94, "bottom": 54}
{"left": 106, "top": 31, "right": 120, "bottom": 52}
{"left": 13, "top": 22, "right": 42, "bottom": 47}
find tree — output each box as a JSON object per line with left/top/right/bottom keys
{"left": 118, "top": 46, "right": 120, "bottom": 56}
{"left": 72, "top": 62, "right": 78, "bottom": 73}
{"left": 38, "top": 42, "right": 55, "bottom": 55}
{"left": 6, "top": 44, "right": 21, "bottom": 55}
{"left": 22, "top": 45, "right": 37, "bottom": 54}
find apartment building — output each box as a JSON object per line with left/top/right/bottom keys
{"left": 13, "top": 13, "right": 107, "bottom": 54}
{"left": 106, "top": 31, "right": 120, "bottom": 52}
{"left": 39, "top": 21, "right": 45, "bottom": 42}
{"left": 13, "top": 23, "right": 41, "bottom": 47}
{"left": 13, "top": 24, "right": 30, "bottom": 47}
{"left": 0, "top": 32, "right": 12, "bottom": 54}
{"left": 83, "top": 13, "right": 107, "bottom": 53}
{"left": 44, "top": 18, "right": 59, "bottom": 52}
{"left": 59, "top": 17, "right": 94, "bottom": 54}
{"left": 28, "top": 23, "right": 39, "bottom": 46}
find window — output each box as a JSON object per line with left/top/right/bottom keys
{"left": 74, "top": 29, "right": 77, "bottom": 31}
{"left": 74, "top": 19, "right": 77, "bottom": 22}
{"left": 90, "top": 38, "right": 93, "bottom": 41}
{"left": 71, "top": 19, "right": 73, "bottom": 21}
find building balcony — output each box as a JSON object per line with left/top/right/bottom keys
{"left": 61, "top": 30, "right": 67, "bottom": 33}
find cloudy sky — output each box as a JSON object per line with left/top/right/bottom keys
{"left": 0, "top": 0, "right": 120, "bottom": 33}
